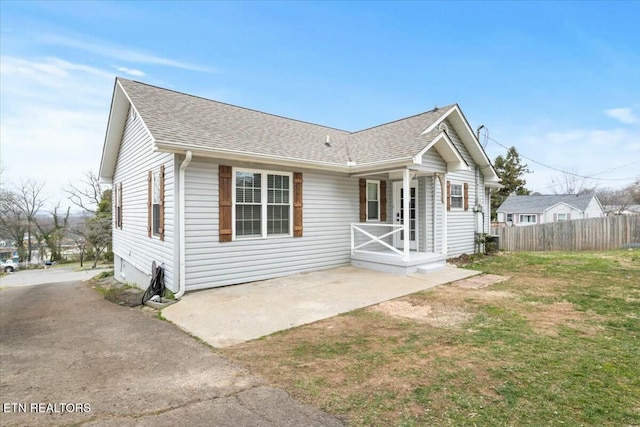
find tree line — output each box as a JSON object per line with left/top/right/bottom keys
{"left": 0, "top": 172, "right": 111, "bottom": 268}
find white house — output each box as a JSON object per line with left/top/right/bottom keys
{"left": 496, "top": 194, "right": 604, "bottom": 226}
{"left": 99, "top": 78, "right": 501, "bottom": 295}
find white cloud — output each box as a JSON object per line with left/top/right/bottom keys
{"left": 41, "top": 34, "right": 213, "bottom": 73}
{"left": 0, "top": 56, "right": 114, "bottom": 209}
{"left": 605, "top": 108, "right": 639, "bottom": 125}
{"left": 115, "top": 66, "right": 146, "bottom": 77}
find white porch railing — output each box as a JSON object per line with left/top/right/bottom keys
{"left": 351, "top": 223, "right": 407, "bottom": 261}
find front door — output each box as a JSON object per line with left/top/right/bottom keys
{"left": 393, "top": 180, "right": 417, "bottom": 250}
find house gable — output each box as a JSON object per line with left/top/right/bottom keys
{"left": 100, "top": 80, "right": 155, "bottom": 183}
{"left": 413, "top": 131, "right": 468, "bottom": 172}
{"left": 420, "top": 105, "right": 500, "bottom": 186}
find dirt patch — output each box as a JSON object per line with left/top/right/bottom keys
{"left": 447, "top": 253, "right": 476, "bottom": 267}
{"left": 369, "top": 300, "right": 472, "bottom": 328}
{"left": 90, "top": 276, "right": 145, "bottom": 307}
{"left": 522, "top": 301, "right": 602, "bottom": 336}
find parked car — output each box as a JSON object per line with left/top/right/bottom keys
{"left": 2, "top": 259, "right": 19, "bottom": 273}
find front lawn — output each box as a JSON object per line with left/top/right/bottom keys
{"left": 221, "top": 250, "right": 640, "bottom": 426}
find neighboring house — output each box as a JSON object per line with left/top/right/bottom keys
{"left": 496, "top": 194, "right": 604, "bottom": 226}
{"left": 604, "top": 204, "right": 640, "bottom": 216}
{"left": 99, "top": 78, "right": 501, "bottom": 295}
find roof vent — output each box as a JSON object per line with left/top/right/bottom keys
{"left": 325, "top": 135, "right": 331, "bottom": 147}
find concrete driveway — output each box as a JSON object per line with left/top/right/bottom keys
{"left": 0, "top": 281, "right": 344, "bottom": 426}
{"left": 0, "top": 266, "right": 111, "bottom": 287}
{"left": 163, "top": 266, "right": 481, "bottom": 348}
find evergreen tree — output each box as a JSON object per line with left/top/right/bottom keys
{"left": 491, "top": 146, "right": 531, "bottom": 220}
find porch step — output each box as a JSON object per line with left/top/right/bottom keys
{"left": 416, "top": 260, "right": 446, "bottom": 274}
{"left": 351, "top": 251, "right": 447, "bottom": 275}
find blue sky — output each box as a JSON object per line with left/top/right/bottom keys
{"left": 1, "top": 1, "right": 639, "bottom": 207}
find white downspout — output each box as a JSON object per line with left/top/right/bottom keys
{"left": 175, "top": 150, "right": 192, "bottom": 299}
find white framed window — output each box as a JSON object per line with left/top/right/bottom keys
{"left": 506, "top": 213, "right": 513, "bottom": 223}
{"left": 450, "top": 183, "right": 463, "bottom": 209}
{"left": 233, "top": 168, "right": 292, "bottom": 239}
{"left": 366, "top": 180, "right": 380, "bottom": 221}
{"left": 152, "top": 171, "right": 161, "bottom": 236}
{"left": 519, "top": 214, "right": 537, "bottom": 224}
{"left": 115, "top": 182, "right": 123, "bottom": 229}
{"left": 557, "top": 213, "right": 567, "bottom": 221}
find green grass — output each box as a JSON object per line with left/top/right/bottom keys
{"left": 222, "top": 250, "right": 640, "bottom": 426}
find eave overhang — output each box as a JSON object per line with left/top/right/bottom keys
{"left": 413, "top": 131, "right": 469, "bottom": 172}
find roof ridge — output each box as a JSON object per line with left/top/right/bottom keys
{"left": 349, "top": 104, "right": 457, "bottom": 135}
{"left": 117, "top": 77, "right": 350, "bottom": 134}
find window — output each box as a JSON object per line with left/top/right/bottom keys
{"left": 557, "top": 213, "right": 567, "bottom": 221}
{"left": 450, "top": 184, "right": 463, "bottom": 209}
{"left": 115, "top": 182, "right": 123, "bottom": 229}
{"left": 235, "top": 171, "right": 262, "bottom": 237}
{"left": 267, "top": 174, "right": 290, "bottom": 235}
{"left": 519, "top": 214, "right": 537, "bottom": 224}
{"left": 366, "top": 180, "right": 380, "bottom": 221}
{"left": 148, "top": 166, "right": 164, "bottom": 240}
{"left": 152, "top": 171, "right": 162, "bottom": 236}
{"left": 506, "top": 213, "right": 513, "bottom": 223}
{"left": 234, "top": 169, "right": 291, "bottom": 238}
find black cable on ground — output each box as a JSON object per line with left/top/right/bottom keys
{"left": 142, "top": 263, "right": 165, "bottom": 305}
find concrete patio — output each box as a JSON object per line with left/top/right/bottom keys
{"left": 162, "top": 265, "right": 481, "bottom": 348}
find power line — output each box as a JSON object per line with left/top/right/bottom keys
{"left": 484, "top": 135, "right": 638, "bottom": 182}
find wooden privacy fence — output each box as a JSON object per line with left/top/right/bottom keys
{"left": 490, "top": 215, "right": 640, "bottom": 252}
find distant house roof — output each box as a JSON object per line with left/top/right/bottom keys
{"left": 497, "top": 194, "right": 598, "bottom": 214}
{"left": 100, "top": 78, "right": 500, "bottom": 184}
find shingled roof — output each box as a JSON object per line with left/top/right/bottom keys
{"left": 101, "top": 78, "right": 499, "bottom": 182}
{"left": 497, "top": 194, "right": 598, "bottom": 214}
{"left": 118, "top": 79, "right": 352, "bottom": 166}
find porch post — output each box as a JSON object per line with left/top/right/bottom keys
{"left": 403, "top": 168, "right": 410, "bottom": 262}
{"left": 442, "top": 174, "right": 447, "bottom": 256}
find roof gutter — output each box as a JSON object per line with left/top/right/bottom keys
{"left": 175, "top": 150, "right": 193, "bottom": 299}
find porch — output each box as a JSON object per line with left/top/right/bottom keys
{"left": 350, "top": 222, "right": 447, "bottom": 275}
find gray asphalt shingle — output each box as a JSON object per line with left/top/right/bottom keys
{"left": 118, "top": 78, "right": 454, "bottom": 166}
{"left": 497, "top": 194, "right": 596, "bottom": 213}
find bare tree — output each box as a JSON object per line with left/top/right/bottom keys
{"left": 12, "top": 180, "right": 46, "bottom": 262}
{"left": 548, "top": 172, "right": 595, "bottom": 195}
{"left": 626, "top": 177, "right": 640, "bottom": 204}
{"left": 65, "top": 171, "right": 102, "bottom": 215}
{"left": 0, "top": 188, "right": 27, "bottom": 261}
{"left": 68, "top": 187, "right": 112, "bottom": 268}
{"left": 65, "top": 171, "right": 112, "bottom": 267}
{"left": 598, "top": 178, "right": 640, "bottom": 214}
{"left": 35, "top": 204, "right": 71, "bottom": 262}
{"left": 71, "top": 232, "right": 88, "bottom": 267}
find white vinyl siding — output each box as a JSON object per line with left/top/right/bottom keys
{"left": 584, "top": 197, "right": 604, "bottom": 219}
{"left": 543, "top": 203, "right": 580, "bottom": 224}
{"left": 184, "top": 159, "right": 358, "bottom": 290}
{"left": 443, "top": 120, "right": 476, "bottom": 257}
{"left": 112, "top": 106, "right": 175, "bottom": 291}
